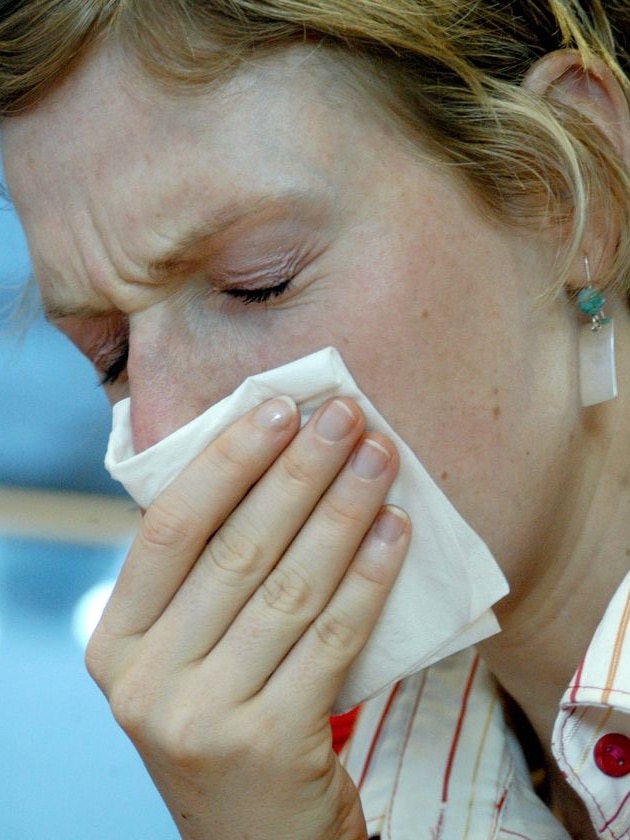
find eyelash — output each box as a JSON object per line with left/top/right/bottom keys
{"left": 99, "top": 341, "right": 129, "bottom": 387}
{"left": 223, "top": 278, "right": 292, "bottom": 305}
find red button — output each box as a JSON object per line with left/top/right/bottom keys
{"left": 594, "top": 733, "right": 630, "bottom": 777}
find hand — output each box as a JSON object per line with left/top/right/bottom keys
{"left": 86, "top": 396, "right": 410, "bottom": 839}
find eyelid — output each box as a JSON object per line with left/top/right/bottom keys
{"left": 223, "top": 278, "right": 293, "bottom": 305}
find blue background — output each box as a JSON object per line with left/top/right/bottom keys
{"left": 0, "top": 198, "right": 124, "bottom": 495}
{"left": 0, "top": 190, "right": 178, "bottom": 836}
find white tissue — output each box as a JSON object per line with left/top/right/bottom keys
{"left": 105, "top": 347, "right": 508, "bottom": 712}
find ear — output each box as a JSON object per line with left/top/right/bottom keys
{"left": 523, "top": 51, "right": 630, "bottom": 288}
{"left": 523, "top": 50, "right": 630, "bottom": 166}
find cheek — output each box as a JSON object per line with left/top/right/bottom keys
{"left": 362, "top": 303, "right": 576, "bottom": 573}
{"left": 338, "top": 307, "right": 516, "bottom": 468}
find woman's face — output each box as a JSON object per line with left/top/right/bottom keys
{"left": 2, "top": 44, "right": 580, "bottom": 593}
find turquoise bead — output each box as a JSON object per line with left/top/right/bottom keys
{"left": 577, "top": 287, "right": 606, "bottom": 317}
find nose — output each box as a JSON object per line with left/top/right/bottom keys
{"left": 129, "top": 367, "right": 197, "bottom": 454}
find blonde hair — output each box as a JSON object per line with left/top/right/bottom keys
{"left": 1, "top": 0, "right": 630, "bottom": 296}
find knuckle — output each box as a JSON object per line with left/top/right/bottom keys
{"left": 319, "top": 494, "right": 365, "bottom": 529}
{"left": 210, "top": 434, "right": 251, "bottom": 481}
{"left": 107, "top": 666, "right": 235, "bottom": 770}
{"left": 84, "top": 630, "right": 110, "bottom": 689}
{"left": 161, "top": 710, "right": 251, "bottom": 771}
{"left": 158, "top": 713, "right": 211, "bottom": 768}
{"left": 85, "top": 621, "right": 129, "bottom": 693}
{"left": 108, "top": 671, "right": 154, "bottom": 740}
{"left": 261, "top": 566, "right": 312, "bottom": 616}
{"left": 313, "top": 608, "right": 357, "bottom": 653}
{"left": 278, "top": 450, "right": 313, "bottom": 489}
{"left": 140, "top": 501, "right": 197, "bottom": 551}
{"left": 96, "top": 644, "right": 160, "bottom": 742}
{"left": 205, "top": 521, "right": 264, "bottom": 585}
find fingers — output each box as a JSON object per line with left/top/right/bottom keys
{"left": 96, "top": 396, "right": 301, "bottom": 640}
{"left": 206, "top": 435, "right": 400, "bottom": 697}
{"left": 90, "top": 392, "right": 409, "bottom": 723}
{"left": 142, "top": 398, "right": 368, "bottom": 660}
{"left": 263, "top": 503, "right": 411, "bottom": 719}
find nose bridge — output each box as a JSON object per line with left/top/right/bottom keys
{"left": 126, "top": 311, "right": 205, "bottom": 454}
{"left": 128, "top": 347, "right": 183, "bottom": 455}
{"left": 125, "top": 306, "right": 254, "bottom": 454}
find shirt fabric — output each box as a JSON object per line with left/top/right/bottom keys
{"left": 340, "top": 570, "right": 630, "bottom": 839}
{"left": 553, "top": 570, "right": 630, "bottom": 839}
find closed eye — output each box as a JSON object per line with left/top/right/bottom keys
{"left": 223, "top": 278, "right": 292, "bottom": 305}
{"left": 98, "top": 339, "right": 129, "bottom": 386}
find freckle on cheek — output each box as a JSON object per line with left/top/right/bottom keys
{"left": 441, "top": 471, "right": 449, "bottom": 482}
{"left": 421, "top": 309, "right": 430, "bottom": 319}
{"left": 493, "top": 406, "right": 501, "bottom": 419}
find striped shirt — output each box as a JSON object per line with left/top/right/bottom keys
{"left": 553, "top": 569, "right": 630, "bottom": 839}
{"left": 340, "top": 570, "right": 630, "bottom": 839}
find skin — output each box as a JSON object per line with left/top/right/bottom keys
{"left": 3, "top": 40, "right": 630, "bottom": 839}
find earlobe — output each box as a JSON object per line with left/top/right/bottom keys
{"left": 523, "top": 50, "right": 630, "bottom": 166}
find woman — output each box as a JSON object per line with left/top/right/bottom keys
{"left": 1, "top": 1, "right": 629, "bottom": 837}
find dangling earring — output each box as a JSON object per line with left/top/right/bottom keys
{"left": 577, "top": 257, "right": 618, "bottom": 407}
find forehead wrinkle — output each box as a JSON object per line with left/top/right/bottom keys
{"left": 40, "top": 190, "right": 326, "bottom": 320}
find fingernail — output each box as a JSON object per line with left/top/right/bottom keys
{"left": 351, "top": 438, "right": 391, "bottom": 480}
{"left": 315, "top": 399, "right": 357, "bottom": 442}
{"left": 254, "top": 396, "right": 297, "bottom": 429}
{"left": 373, "top": 506, "right": 409, "bottom": 543}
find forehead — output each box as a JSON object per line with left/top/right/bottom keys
{"left": 2, "top": 42, "right": 346, "bottom": 204}
{"left": 1, "top": 42, "right": 380, "bottom": 311}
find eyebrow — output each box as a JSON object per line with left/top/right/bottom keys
{"left": 147, "top": 192, "right": 317, "bottom": 279}
{"left": 43, "top": 191, "right": 319, "bottom": 321}
{"left": 43, "top": 301, "right": 114, "bottom": 321}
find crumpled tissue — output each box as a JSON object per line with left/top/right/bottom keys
{"left": 105, "top": 346, "right": 508, "bottom": 713}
